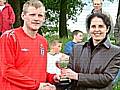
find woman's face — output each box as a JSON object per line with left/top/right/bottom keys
{"left": 89, "top": 16, "right": 108, "bottom": 45}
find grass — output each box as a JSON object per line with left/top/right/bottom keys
{"left": 113, "top": 78, "right": 120, "bottom": 90}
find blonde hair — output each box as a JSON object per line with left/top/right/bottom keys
{"left": 22, "top": 0, "right": 45, "bottom": 14}
{"left": 49, "top": 40, "right": 62, "bottom": 49}
{"left": 92, "top": 0, "right": 103, "bottom": 4}
{"left": 3, "top": 0, "right": 6, "bottom": 2}
{"left": 0, "top": 0, "right": 6, "bottom": 4}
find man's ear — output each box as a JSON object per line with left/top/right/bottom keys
{"left": 21, "top": 12, "right": 25, "bottom": 20}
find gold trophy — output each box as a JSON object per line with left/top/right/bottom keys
{"left": 56, "top": 59, "right": 71, "bottom": 86}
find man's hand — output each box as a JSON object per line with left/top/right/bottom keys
{"left": 38, "top": 83, "right": 56, "bottom": 90}
{"left": 53, "top": 74, "right": 60, "bottom": 83}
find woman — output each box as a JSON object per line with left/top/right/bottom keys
{"left": 62, "top": 13, "right": 120, "bottom": 90}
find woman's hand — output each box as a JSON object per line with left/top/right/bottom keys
{"left": 61, "top": 68, "right": 78, "bottom": 80}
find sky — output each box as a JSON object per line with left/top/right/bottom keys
{"left": 67, "top": 0, "right": 118, "bottom": 33}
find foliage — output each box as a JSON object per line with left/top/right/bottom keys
{"left": 46, "top": 34, "right": 70, "bottom": 52}
{"left": 40, "top": 26, "right": 58, "bottom": 34}
{"left": 109, "top": 33, "right": 116, "bottom": 45}
{"left": 106, "top": 0, "right": 114, "bottom": 3}
{"left": 113, "top": 78, "right": 120, "bottom": 90}
{"left": 43, "top": 0, "right": 86, "bottom": 24}
{"left": 42, "top": 0, "right": 86, "bottom": 36}
{"left": 8, "top": 0, "right": 28, "bottom": 27}
{"left": 46, "top": 30, "right": 88, "bottom": 52}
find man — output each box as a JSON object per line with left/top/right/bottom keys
{"left": 0, "top": 0, "right": 59, "bottom": 90}
{"left": 90, "top": 0, "right": 113, "bottom": 31}
{"left": 64, "top": 30, "right": 84, "bottom": 55}
{"left": 91, "top": 0, "right": 103, "bottom": 13}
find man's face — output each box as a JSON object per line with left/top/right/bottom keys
{"left": 21, "top": 6, "right": 45, "bottom": 32}
{"left": 93, "top": 0, "right": 102, "bottom": 12}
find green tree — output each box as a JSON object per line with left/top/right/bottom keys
{"left": 8, "top": 0, "right": 27, "bottom": 27}
{"left": 101, "top": 0, "right": 120, "bottom": 45}
{"left": 43, "top": 0, "right": 85, "bottom": 38}
{"left": 8, "top": 0, "right": 21, "bottom": 27}
{"left": 8, "top": 0, "right": 85, "bottom": 38}
{"left": 59, "top": 0, "right": 67, "bottom": 38}
{"left": 112, "top": 0, "right": 120, "bottom": 45}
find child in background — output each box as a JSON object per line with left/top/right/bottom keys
{"left": 47, "top": 40, "right": 69, "bottom": 75}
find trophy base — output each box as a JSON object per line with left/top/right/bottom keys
{"left": 59, "top": 78, "right": 71, "bottom": 86}
{"left": 55, "top": 78, "right": 71, "bottom": 90}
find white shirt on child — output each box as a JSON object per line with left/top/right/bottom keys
{"left": 47, "top": 53, "right": 62, "bottom": 74}
{"left": 47, "top": 52, "right": 69, "bottom": 75}
{"left": 0, "top": 5, "right": 5, "bottom": 11}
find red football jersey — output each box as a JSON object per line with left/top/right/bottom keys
{"left": 0, "top": 27, "right": 55, "bottom": 90}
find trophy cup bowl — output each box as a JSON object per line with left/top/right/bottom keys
{"left": 56, "top": 59, "right": 71, "bottom": 86}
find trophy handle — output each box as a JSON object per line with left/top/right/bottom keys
{"left": 56, "top": 61, "right": 61, "bottom": 69}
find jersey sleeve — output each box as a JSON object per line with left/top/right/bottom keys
{"left": 46, "top": 72, "right": 55, "bottom": 84}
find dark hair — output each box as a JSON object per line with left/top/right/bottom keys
{"left": 86, "top": 13, "right": 111, "bottom": 34}
{"left": 72, "top": 30, "right": 83, "bottom": 38}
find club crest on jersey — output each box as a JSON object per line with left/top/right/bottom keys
{"left": 40, "top": 44, "right": 45, "bottom": 56}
